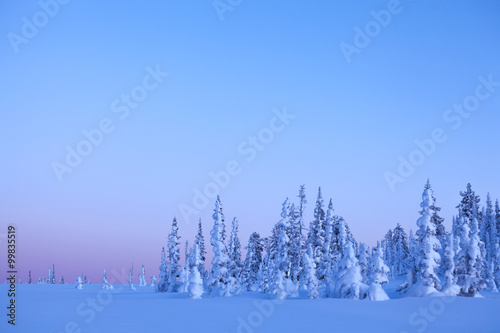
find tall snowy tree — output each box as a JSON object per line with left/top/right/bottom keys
{"left": 139, "top": 265, "right": 147, "bottom": 287}
{"left": 383, "top": 229, "right": 394, "bottom": 277}
{"left": 441, "top": 233, "right": 460, "bottom": 295}
{"left": 207, "top": 196, "right": 231, "bottom": 296}
{"left": 321, "top": 199, "right": 336, "bottom": 296}
{"left": 455, "top": 184, "right": 485, "bottom": 296}
{"left": 307, "top": 187, "right": 326, "bottom": 271}
{"left": 167, "top": 217, "right": 181, "bottom": 292}
{"left": 398, "top": 229, "right": 417, "bottom": 294}
{"left": 480, "top": 193, "right": 498, "bottom": 291}
{"left": 302, "top": 244, "right": 320, "bottom": 299}
{"left": 195, "top": 219, "right": 207, "bottom": 276}
{"left": 412, "top": 182, "right": 441, "bottom": 296}
{"left": 228, "top": 217, "right": 243, "bottom": 294}
{"left": 157, "top": 247, "right": 168, "bottom": 292}
{"left": 271, "top": 198, "right": 296, "bottom": 299}
{"left": 129, "top": 266, "right": 136, "bottom": 290}
{"left": 290, "top": 185, "right": 307, "bottom": 285}
{"left": 188, "top": 243, "right": 204, "bottom": 299}
{"left": 241, "top": 232, "right": 263, "bottom": 291}
{"left": 392, "top": 224, "right": 409, "bottom": 276}
{"left": 76, "top": 276, "right": 83, "bottom": 289}
{"left": 425, "top": 180, "right": 446, "bottom": 251}
{"left": 367, "top": 242, "right": 390, "bottom": 301}
{"left": 335, "top": 238, "right": 365, "bottom": 299}
{"left": 358, "top": 243, "right": 370, "bottom": 284}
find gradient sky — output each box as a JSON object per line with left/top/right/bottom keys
{"left": 1, "top": 0, "right": 499, "bottom": 283}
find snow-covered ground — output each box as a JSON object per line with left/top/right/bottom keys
{"left": 2, "top": 278, "right": 500, "bottom": 333}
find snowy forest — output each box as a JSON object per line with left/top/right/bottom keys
{"left": 30, "top": 181, "right": 500, "bottom": 302}
{"left": 148, "top": 180, "right": 500, "bottom": 300}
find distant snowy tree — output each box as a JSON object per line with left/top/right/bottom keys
{"left": 291, "top": 185, "right": 307, "bottom": 285}
{"left": 271, "top": 198, "right": 296, "bottom": 299}
{"left": 102, "top": 269, "right": 113, "bottom": 289}
{"left": 441, "top": 233, "right": 460, "bottom": 295}
{"left": 455, "top": 184, "right": 485, "bottom": 296}
{"left": 28, "top": 271, "right": 32, "bottom": 284}
{"left": 302, "top": 244, "right": 320, "bottom": 299}
{"left": 59, "top": 276, "right": 64, "bottom": 284}
{"left": 150, "top": 275, "right": 157, "bottom": 288}
{"left": 167, "top": 217, "right": 182, "bottom": 292}
{"left": 195, "top": 219, "right": 207, "bottom": 276}
{"left": 138, "top": 265, "right": 147, "bottom": 287}
{"left": 392, "top": 224, "right": 409, "bottom": 276}
{"left": 157, "top": 247, "right": 168, "bottom": 292}
{"left": 241, "top": 232, "right": 263, "bottom": 291}
{"left": 189, "top": 243, "right": 205, "bottom": 299}
{"left": 358, "top": 243, "right": 370, "bottom": 284}
{"left": 179, "top": 242, "right": 190, "bottom": 292}
{"left": 366, "top": 242, "right": 389, "bottom": 301}
{"left": 228, "top": 217, "right": 243, "bottom": 294}
{"left": 412, "top": 182, "right": 441, "bottom": 295}
{"left": 207, "top": 196, "right": 231, "bottom": 296}
{"left": 383, "top": 229, "right": 394, "bottom": 277}
{"left": 129, "top": 266, "right": 136, "bottom": 290}
{"left": 76, "top": 276, "right": 83, "bottom": 289}
{"left": 321, "top": 199, "right": 336, "bottom": 296}
{"left": 307, "top": 187, "right": 326, "bottom": 272}
{"left": 480, "top": 194, "right": 498, "bottom": 291}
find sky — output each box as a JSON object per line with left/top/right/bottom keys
{"left": 1, "top": 0, "right": 499, "bottom": 283}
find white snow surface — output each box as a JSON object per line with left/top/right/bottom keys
{"left": 2, "top": 278, "right": 500, "bottom": 333}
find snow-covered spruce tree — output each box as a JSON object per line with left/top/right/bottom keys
{"left": 321, "top": 199, "right": 336, "bottom": 296}
{"left": 28, "top": 271, "right": 32, "bottom": 284}
{"left": 335, "top": 237, "right": 366, "bottom": 299}
{"left": 179, "top": 241, "right": 190, "bottom": 293}
{"left": 189, "top": 243, "right": 205, "bottom": 299}
{"left": 59, "top": 276, "right": 64, "bottom": 284}
{"left": 425, "top": 180, "right": 446, "bottom": 259}
{"left": 129, "top": 266, "right": 136, "bottom": 290}
{"left": 307, "top": 187, "right": 326, "bottom": 274}
{"left": 271, "top": 198, "right": 296, "bottom": 299}
{"left": 139, "top": 265, "right": 147, "bottom": 287}
{"left": 455, "top": 184, "right": 485, "bottom": 296}
{"left": 151, "top": 275, "right": 157, "bottom": 287}
{"left": 102, "top": 269, "right": 113, "bottom": 289}
{"left": 398, "top": 229, "right": 417, "bottom": 294}
{"left": 291, "top": 185, "right": 307, "bottom": 285}
{"left": 241, "top": 232, "right": 263, "bottom": 291}
{"left": 366, "top": 242, "right": 390, "bottom": 301}
{"left": 76, "top": 276, "right": 83, "bottom": 289}
{"left": 207, "top": 196, "right": 231, "bottom": 296}
{"left": 480, "top": 194, "right": 498, "bottom": 291}
{"left": 195, "top": 219, "right": 207, "bottom": 276}
{"left": 359, "top": 243, "right": 370, "bottom": 284}
{"left": 302, "top": 244, "right": 320, "bottom": 299}
{"left": 167, "top": 217, "right": 181, "bottom": 292}
{"left": 157, "top": 247, "right": 168, "bottom": 292}
{"left": 411, "top": 182, "right": 441, "bottom": 296}
{"left": 441, "top": 233, "right": 460, "bottom": 295}
{"left": 392, "top": 223, "right": 409, "bottom": 277}
{"left": 495, "top": 199, "right": 500, "bottom": 286}
{"left": 228, "top": 217, "right": 243, "bottom": 294}
{"left": 383, "top": 229, "right": 394, "bottom": 278}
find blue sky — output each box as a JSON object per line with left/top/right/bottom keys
{"left": 1, "top": 0, "right": 499, "bottom": 282}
